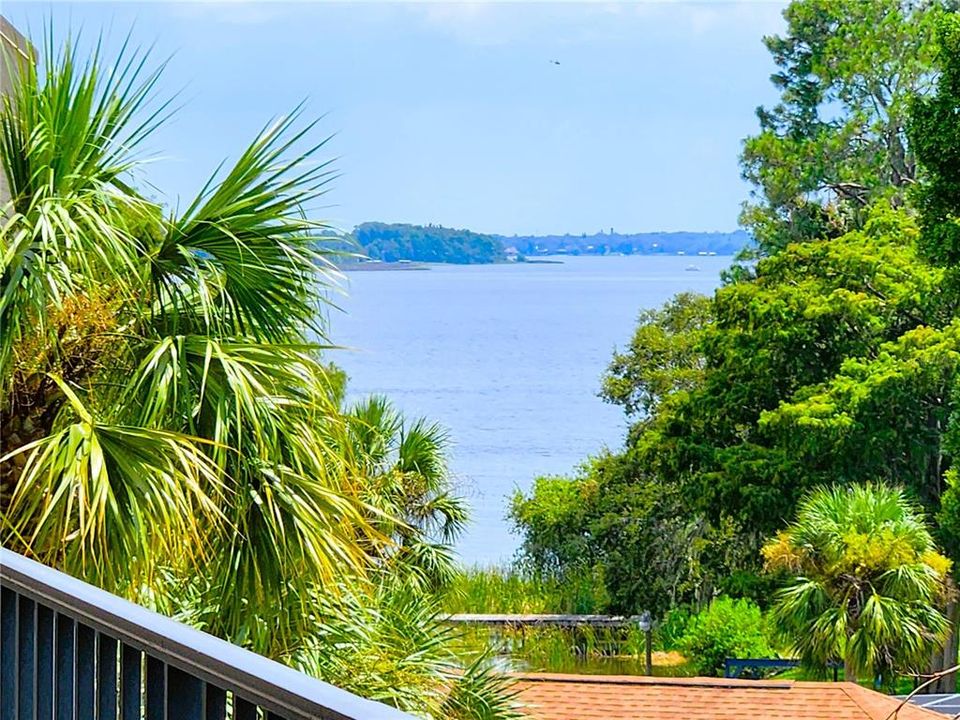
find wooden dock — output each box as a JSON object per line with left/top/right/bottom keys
{"left": 445, "top": 614, "right": 642, "bottom": 629}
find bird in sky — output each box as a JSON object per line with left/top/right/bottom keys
{"left": 549, "top": 59, "right": 560, "bottom": 65}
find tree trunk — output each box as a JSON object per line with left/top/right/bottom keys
{"left": 844, "top": 656, "right": 858, "bottom": 686}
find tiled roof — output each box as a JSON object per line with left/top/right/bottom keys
{"left": 513, "top": 673, "right": 945, "bottom": 720}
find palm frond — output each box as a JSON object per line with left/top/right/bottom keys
{"left": 440, "top": 655, "right": 524, "bottom": 720}
{"left": 115, "top": 335, "right": 381, "bottom": 651}
{"left": 1, "top": 375, "right": 222, "bottom": 594}
{"left": 151, "top": 109, "right": 343, "bottom": 342}
{"left": 0, "top": 29, "right": 172, "bottom": 380}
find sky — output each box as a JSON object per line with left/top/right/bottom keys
{"left": 4, "top": 1, "right": 788, "bottom": 235}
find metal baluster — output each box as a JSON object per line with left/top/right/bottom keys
{"left": 36, "top": 605, "right": 54, "bottom": 720}
{"left": 1, "top": 587, "right": 17, "bottom": 720}
{"left": 234, "top": 697, "right": 258, "bottom": 720}
{"left": 146, "top": 656, "right": 166, "bottom": 720}
{"left": 165, "top": 665, "right": 203, "bottom": 720}
{"left": 76, "top": 624, "right": 95, "bottom": 720}
{"left": 204, "top": 685, "right": 226, "bottom": 720}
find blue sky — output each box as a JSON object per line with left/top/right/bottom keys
{"left": 5, "top": 1, "right": 787, "bottom": 235}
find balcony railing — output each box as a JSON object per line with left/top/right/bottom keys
{"left": 0, "top": 549, "right": 414, "bottom": 720}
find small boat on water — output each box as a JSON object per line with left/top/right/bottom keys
{"left": 685, "top": 264, "right": 700, "bottom": 272}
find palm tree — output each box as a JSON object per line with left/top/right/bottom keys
{"left": 763, "top": 483, "right": 952, "bottom": 685}
{"left": 341, "top": 395, "right": 469, "bottom": 590}
{"left": 0, "top": 30, "right": 376, "bottom": 654}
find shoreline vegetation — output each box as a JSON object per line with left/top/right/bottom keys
{"left": 339, "top": 221, "right": 749, "bottom": 265}
{"left": 339, "top": 255, "right": 729, "bottom": 271}
{"left": 445, "top": 565, "right": 922, "bottom": 692}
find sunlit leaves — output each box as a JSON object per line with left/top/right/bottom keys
{"left": 602, "top": 292, "right": 713, "bottom": 418}
{"left": 762, "top": 321, "right": 960, "bottom": 509}
{"left": 1, "top": 391, "right": 222, "bottom": 594}
{"left": 763, "top": 484, "right": 950, "bottom": 680}
{"left": 0, "top": 29, "right": 164, "bottom": 381}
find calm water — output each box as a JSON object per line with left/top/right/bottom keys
{"left": 328, "top": 255, "right": 729, "bottom": 564}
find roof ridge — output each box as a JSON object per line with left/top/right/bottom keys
{"left": 512, "top": 673, "right": 794, "bottom": 690}
{"left": 840, "top": 682, "right": 942, "bottom": 720}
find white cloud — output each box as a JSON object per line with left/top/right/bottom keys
{"left": 405, "top": 1, "right": 785, "bottom": 46}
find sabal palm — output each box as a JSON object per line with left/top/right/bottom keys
{"left": 763, "top": 483, "right": 951, "bottom": 684}
{"left": 0, "top": 33, "right": 378, "bottom": 654}
{"left": 342, "top": 395, "right": 469, "bottom": 589}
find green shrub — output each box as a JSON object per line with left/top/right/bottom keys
{"left": 657, "top": 607, "right": 691, "bottom": 651}
{"left": 679, "top": 597, "right": 773, "bottom": 676}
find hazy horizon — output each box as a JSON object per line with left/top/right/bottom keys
{"left": 351, "top": 220, "right": 751, "bottom": 235}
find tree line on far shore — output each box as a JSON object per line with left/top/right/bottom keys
{"left": 346, "top": 222, "right": 749, "bottom": 263}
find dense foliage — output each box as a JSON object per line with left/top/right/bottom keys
{"left": 511, "top": 0, "right": 960, "bottom": 688}
{"left": 351, "top": 222, "right": 505, "bottom": 264}
{"left": 740, "top": 0, "right": 940, "bottom": 255}
{"left": 0, "top": 32, "right": 518, "bottom": 718}
{"left": 679, "top": 598, "right": 773, "bottom": 677}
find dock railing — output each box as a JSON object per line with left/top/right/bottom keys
{"left": 445, "top": 613, "right": 642, "bottom": 629}
{"left": 0, "top": 548, "right": 414, "bottom": 720}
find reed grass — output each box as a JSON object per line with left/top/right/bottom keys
{"left": 444, "top": 565, "right": 607, "bottom": 614}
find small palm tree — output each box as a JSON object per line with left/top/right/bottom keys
{"left": 342, "top": 395, "right": 469, "bottom": 590}
{"left": 763, "top": 483, "right": 952, "bottom": 685}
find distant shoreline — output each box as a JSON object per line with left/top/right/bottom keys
{"left": 340, "top": 254, "right": 735, "bottom": 271}
{"left": 343, "top": 261, "right": 430, "bottom": 271}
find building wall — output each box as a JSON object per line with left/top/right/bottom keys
{"left": 0, "top": 17, "right": 30, "bottom": 208}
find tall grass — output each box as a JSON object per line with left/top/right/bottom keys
{"left": 444, "top": 565, "right": 696, "bottom": 677}
{"left": 444, "top": 565, "right": 607, "bottom": 615}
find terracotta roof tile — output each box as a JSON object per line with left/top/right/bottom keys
{"left": 513, "top": 674, "right": 944, "bottom": 720}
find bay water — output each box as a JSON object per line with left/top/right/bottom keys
{"left": 328, "top": 255, "right": 729, "bottom": 564}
